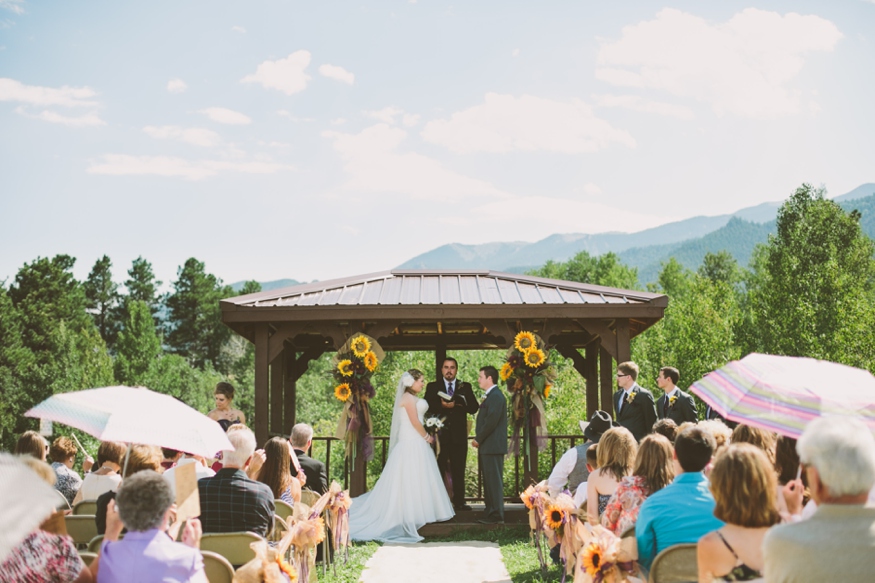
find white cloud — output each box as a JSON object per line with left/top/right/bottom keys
{"left": 87, "top": 154, "right": 292, "bottom": 181}
{"left": 580, "top": 182, "right": 603, "bottom": 196}
{"left": 143, "top": 125, "right": 221, "bottom": 147}
{"left": 593, "top": 94, "right": 695, "bottom": 120}
{"left": 402, "top": 113, "right": 420, "bottom": 127}
{"left": 15, "top": 106, "right": 104, "bottom": 127}
{"left": 198, "top": 107, "right": 252, "bottom": 125}
{"left": 0, "top": 77, "right": 98, "bottom": 107}
{"left": 330, "top": 118, "right": 347, "bottom": 126}
{"left": 241, "top": 50, "right": 311, "bottom": 95}
{"left": 596, "top": 8, "right": 843, "bottom": 118}
{"left": 166, "top": 78, "right": 187, "bottom": 93}
{"left": 231, "top": 25, "right": 246, "bottom": 33}
{"left": 324, "top": 123, "right": 507, "bottom": 202}
{"left": 363, "top": 106, "right": 403, "bottom": 124}
{"left": 319, "top": 63, "right": 355, "bottom": 85}
{"left": 512, "top": 48, "right": 520, "bottom": 57}
{"left": 0, "top": 0, "right": 25, "bottom": 14}
{"left": 421, "top": 93, "right": 636, "bottom": 154}
{"left": 276, "top": 109, "right": 315, "bottom": 122}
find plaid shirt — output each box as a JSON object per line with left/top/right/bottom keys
{"left": 197, "top": 468, "right": 275, "bottom": 537}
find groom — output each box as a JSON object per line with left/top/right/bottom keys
{"left": 473, "top": 365, "right": 507, "bottom": 524}
{"left": 425, "top": 357, "right": 479, "bottom": 511}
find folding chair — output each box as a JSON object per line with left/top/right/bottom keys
{"left": 648, "top": 543, "right": 698, "bottom": 583}
{"left": 87, "top": 534, "right": 125, "bottom": 554}
{"left": 201, "top": 550, "right": 235, "bottom": 583}
{"left": 78, "top": 551, "right": 98, "bottom": 567}
{"left": 199, "top": 532, "right": 264, "bottom": 568}
{"left": 270, "top": 500, "right": 295, "bottom": 542}
{"left": 64, "top": 515, "right": 98, "bottom": 549}
{"left": 72, "top": 500, "right": 98, "bottom": 515}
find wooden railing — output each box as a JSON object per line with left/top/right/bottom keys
{"left": 307, "top": 434, "right": 585, "bottom": 502}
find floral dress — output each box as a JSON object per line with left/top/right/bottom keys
{"left": 0, "top": 529, "right": 84, "bottom": 583}
{"left": 600, "top": 475, "right": 649, "bottom": 535}
{"left": 51, "top": 462, "right": 82, "bottom": 506}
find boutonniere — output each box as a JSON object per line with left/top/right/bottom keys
{"left": 668, "top": 395, "right": 678, "bottom": 406}
{"left": 626, "top": 391, "right": 637, "bottom": 404}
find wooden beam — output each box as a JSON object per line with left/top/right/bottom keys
{"left": 288, "top": 346, "right": 325, "bottom": 382}
{"left": 435, "top": 345, "right": 447, "bottom": 382}
{"left": 585, "top": 341, "right": 599, "bottom": 418}
{"left": 600, "top": 347, "right": 614, "bottom": 417}
{"left": 254, "top": 325, "right": 270, "bottom": 448}
{"left": 616, "top": 319, "right": 631, "bottom": 363}
{"left": 555, "top": 344, "right": 587, "bottom": 378}
{"left": 283, "top": 350, "right": 297, "bottom": 436}
{"left": 270, "top": 352, "right": 283, "bottom": 439}
{"left": 578, "top": 320, "right": 618, "bottom": 361}
{"left": 268, "top": 324, "right": 301, "bottom": 364}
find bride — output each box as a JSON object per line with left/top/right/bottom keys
{"left": 349, "top": 368, "right": 454, "bottom": 542}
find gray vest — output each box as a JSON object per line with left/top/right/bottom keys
{"left": 567, "top": 442, "right": 594, "bottom": 492}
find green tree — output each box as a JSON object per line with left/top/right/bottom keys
{"left": 84, "top": 255, "right": 120, "bottom": 348}
{"left": 648, "top": 257, "right": 694, "bottom": 299}
{"left": 698, "top": 251, "right": 740, "bottom": 286}
{"left": 124, "top": 256, "right": 163, "bottom": 327}
{"left": 115, "top": 300, "right": 162, "bottom": 385}
{"left": 164, "top": 258, "right": 233, "bottom": 371}
{"left": 743, "top": 184, "right": 875, "bottom": 367}
{"left": 0, "top": 286, "right": 37, "bottom": 448}
{"left": 141, "top": 354, "right": 225, "bottom": 413}
{"left": 529, "top": 251, "right": 640, "bottom": 289}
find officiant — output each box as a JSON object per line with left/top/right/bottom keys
{"left": 425, "top": 357, "right": 479, "bottom": 512}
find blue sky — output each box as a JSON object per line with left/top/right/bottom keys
{"left": 1, "top": 1, "right": 873, "bottom": 286}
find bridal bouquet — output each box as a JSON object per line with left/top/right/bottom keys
{"left": 333, "top": 334, "right": 384, "bottom": 467}
{"left": 424, "top": 414, "right": 445, "bottom": 436}
{"left": 503, "top": 331, "right": 557, "bottom": 458}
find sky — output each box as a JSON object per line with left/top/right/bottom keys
{"left": 1, "top": 0, "right": 873, "bottom": 288}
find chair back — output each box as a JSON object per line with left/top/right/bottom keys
{"left": 201, "top": 550, "right": 235, "bottom": 583}
{"left": 72, "top": 500, "right": 99, "bottom": 515}
{"left": 275, "top": 499, "right": 294, "bottom": 520}
{"left": 300, "top": 489, "right": 320, "bottom": 507}
{"left": 78, "top": 551, "right": 98, "bottom": 567}
{"left": 648, "top": 543, "right": 698, "bottom": 583}
{"left": 64, "top": 515, "right": 98, "bottom": 548}
{"left": 200, "top": 532, "right": 264, "bottom": 567}
{"left": 621, "top": 526, "right": 636, "bottom": 538}
{"left": 55, "top": 489, "right": 72, "bottom": 511}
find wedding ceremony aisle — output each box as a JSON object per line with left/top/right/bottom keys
{"left": 360, "top": 541, "right": 511, "bottom": 583}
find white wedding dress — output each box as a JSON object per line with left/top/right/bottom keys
{"left": 349, "top": 397, "right": 454, "bottom": 542}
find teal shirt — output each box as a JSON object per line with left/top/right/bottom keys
{"left": 635, "top": 471, "right": 724, "bottom": 569}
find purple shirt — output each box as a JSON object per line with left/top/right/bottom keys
{"left": 97, "top": 529, "right": 204, "bottom": 583}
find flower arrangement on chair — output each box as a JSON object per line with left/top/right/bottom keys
{"left": 503, "top": 331, "right": 557, "bottom": 463}
{"left": 333, "top": 334, "right": 384, "bottom": 468}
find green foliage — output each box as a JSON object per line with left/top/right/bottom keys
{"left": 648, "top": 257, "right": 693, "bottom": 298}
{"left": 743, "top": 184, "right": 875, "bottom": 367}
{"left": 141, "top": 354, "right": 225, "bottom": 413}
{"left": 164, "top": 258, "right": 233, "bottom": 371}
{"left": 124, "top": 256, "right": 163, "bottom": 328}
{"left": 528, "top": 251, "right": 640, "bottom": 289}
{"left": 698, "top": 251, "right": 740, "bottom": 286}
{"left": 114, "top": 300, "right": 162, "bottom": 385}
{"left": 84, "top": 255, "right": 121, "bottom": 348}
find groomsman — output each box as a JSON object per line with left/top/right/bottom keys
{"left": 473, "top": 365, "right": 507, "bottom": 524}
{"left": 655, "top": 367, "right": 698, "bottom": 424}
{"left": 613, "top": 361, "right": 657, "bottom": 442}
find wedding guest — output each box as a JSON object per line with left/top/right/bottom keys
{"left": 73, "top": 441, "right": 125, "bottom": 504}
{"left": 547, "top": 410, "right": 612, "bottom": 499}
{"left": 612, "top": 361, "right": 657, "bottom": 442}
{"left": 198, "top": 426, "right": 275, "bottom": 537}
{"left": 96, "top": 470, "right": 206, "bottom": 582}
{"left": 587, "top": 426, "right": 637, "bottom": 525}
{"left": 256, "top": 436, "right": 303, "bottom": 505}
{"left": 602, "top": 433, "right": 674, "bottom": 536}
{"left": 290, "top": 423, "right": 328, "bottom": 494}
{"left": 698, "top": 419, "right": 732, "bottom": 456}
{"left": 14, "top": 430, "right": 48, "bottom": 460}
{"left": 95, "top": 444, "right": 163, "bottom": 535}
{"left": 1, "top": 456, "right": 96, "bottom": 582}
{"left": 763, "top": 416, "right": 875, "bottom": 582}
{"left": 162, "top": 451, "right": 216, "bottom": 498}
{"left": 697, "top": 444, "right": 782, "bottom": 582}
{"left": 636, "top": 426, "right": 723, "bottom": 571}
{"left": 651, "top": 419, "right": 678, "bottom": 443}
{"left": 161, "top": 448, "right": 183, "bottom": 471}
{"left": 207, "top": 382, "right": 246, "bottom": 432}
{"left": 50, "top": 436, "right": 93, "bottom": 505}
{"left": 655, "top": 367, "right": 697, "bottom": 424}
{"left": 730, "top": 424, "right": 776, "bottom": 464}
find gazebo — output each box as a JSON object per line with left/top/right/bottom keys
{"left": 220, "top": 269, "right": 667, "bottom": 495}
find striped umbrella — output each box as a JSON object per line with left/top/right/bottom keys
{"left": 25, "top": 386, "right": 233, "bottom": 458}
{"left": 690, "top": 353, "right": 875, "bottom": 438}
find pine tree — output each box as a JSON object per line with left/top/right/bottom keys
{"left": 84, "top": 255, "right": 120, "bottom": 348}
{"left": 115, "top": 300, "right": 162, "bottom": 385}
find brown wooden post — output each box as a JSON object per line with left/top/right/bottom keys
{"left": 584, "top": 340, "right": 599, "bottom": 418}
{"left": 349, "top": 443, "right": 367, "bottom": 497}
{"left": 600, "top": 346, "right": 615, "bottom": 418}
{"left": 269, "top": 348, "right": 283, "bottom": 440}
{"left": 283, "top": 350, "right": 297, "bottom": 436}
{"left": 524, "top": 423, "right": 539, "bottom": 487}
{"left": 435, "top": 344, "right": 447, "bottom": 381}
{"left": 616, "top": 319, "right": 631, "bottom": 363}
{"left": 254, "top": 325, "right": 270, "bottom": 448}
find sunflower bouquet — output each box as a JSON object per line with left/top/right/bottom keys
{"left": 503, "top": 331, "right": 557, "bottom": 458}
{"left": 574, "top": 524, "right": 636, "bottom": 583}
{"left": 333, "top": 333, "right": 384, "bottom": 467}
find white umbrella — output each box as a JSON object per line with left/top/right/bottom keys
{"left": 25, "top": 386, "right": 233, "bottom": 458}
{"left": 0, "top": 454, "right": 62, "bottom": 563}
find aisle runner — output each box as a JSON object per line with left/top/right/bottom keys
{"left": 360, "top": 541, "right": 511, "bottom": 583}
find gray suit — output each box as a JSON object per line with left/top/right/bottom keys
{"left": 475, "top": 385, "right": 508, "bottom": 521}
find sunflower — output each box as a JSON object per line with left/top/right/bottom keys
{"left": 521, "top": 485, "right": 537, "bottom": 509}
{"left": 581, "top": 542, "right": 603, "bottom": 577}
{"left": 350, "top": 335, "right": 371, "bottom": 358}
{"left": 544, "top": 504, "right": 565, "bottom": 530}
{"left": 275, "top": 555, "right": 297, "bottom": 579}
{"left": 524, "top": 347, "right": 546, "bottom": 368}
{"left": 500, "top": 362, "right": 514, "bottom": 381}
{"left": 544, "top": 384, "right": 552, "bottom": 398}
{"left": 337, "top": 359, "right": 354, "bottom": 377}
{"left": 334, "top": 383, "right": 352, "bottom": 402}
{"left": 514, "top": 331, "right": 536, "bottom": 352}
{"left": 363, "top": 351, "right": 378, "bottom": 372}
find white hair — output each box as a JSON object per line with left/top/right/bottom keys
{"left": 290, "top": 423, "right": 314, "bottom": 449}
{"left": 797, "top": 416, "right": 875, "bottom": 497}
{"left": 222, "top": 427, "right": 256, "bottom": 467}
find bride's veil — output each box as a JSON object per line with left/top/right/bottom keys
{"left": 388, "top": 371, "right": 415, "bottom": 453}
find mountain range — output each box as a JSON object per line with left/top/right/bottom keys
{"left": 230, "top": 183, "right": 875, "bottom": 290}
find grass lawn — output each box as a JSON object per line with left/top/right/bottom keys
{"left": 317, "top": 527, "right": 564, "bottom": 583}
